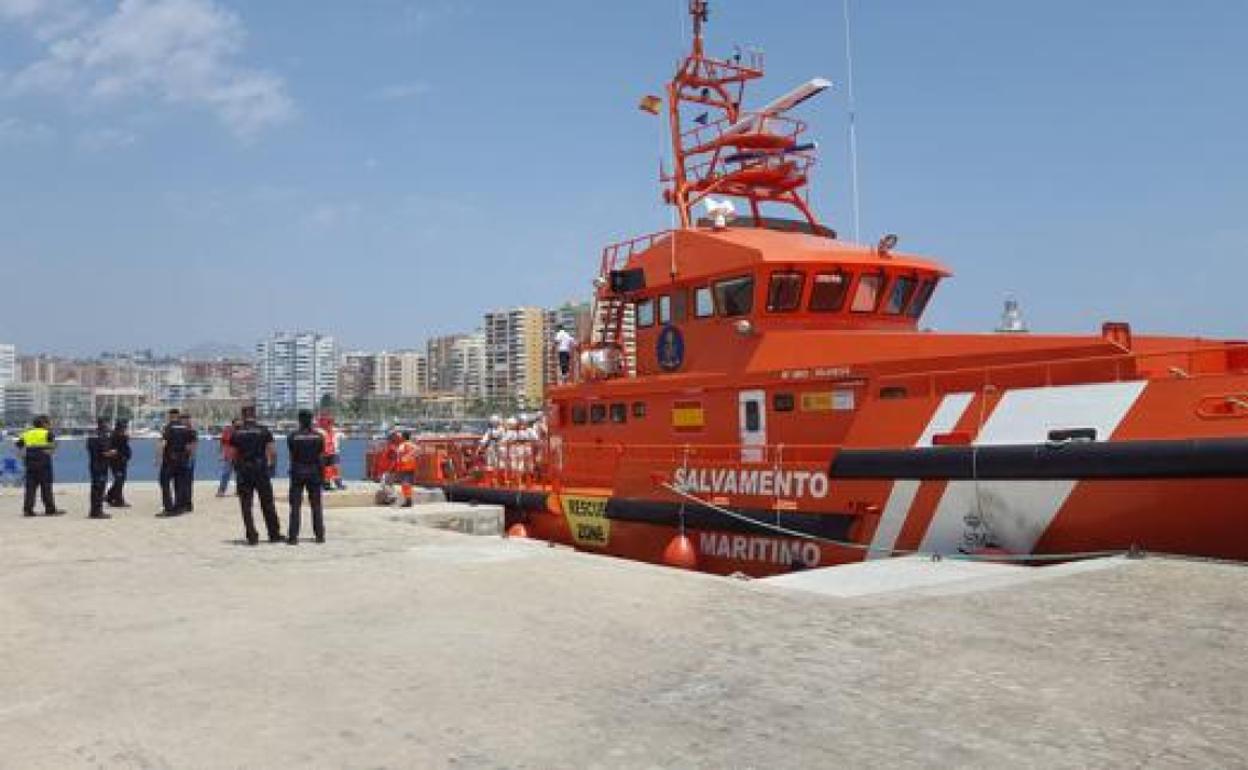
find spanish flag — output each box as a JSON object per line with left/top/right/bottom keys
{"left": 638, "top": 94, "right": 662, "bottom": 115}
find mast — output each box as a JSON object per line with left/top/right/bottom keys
{"left": 663, "top": 0, "right": 827, "bottom": 233}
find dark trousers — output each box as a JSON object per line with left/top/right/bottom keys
{"left": 159, "top": 460, "right": 194, "bottom": 512}
{"left": 558, "top": 350, "right": 571, "bottom": 377}
{"left": 289, "top": 473, "right": 324, "bottom": 540}
{"left": 22, "top": 463, "right": 55, "bottom": 514}
{"left": 237, "top": 465, "right": 280, "bottom": 541}
{"left": 106, "top": 462, "right": 127, "bottom": 504}
{"left": 89, "top": 464, "right": 109, "bottom": 515}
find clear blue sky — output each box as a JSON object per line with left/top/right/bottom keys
{"left": 1, "top": 0, "right": 1245, "bottom": 356}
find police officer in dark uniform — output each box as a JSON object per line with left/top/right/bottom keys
{"left": 158, "top": 409, "right": 197, "bottom": 515}
{"left": 106, "top": 418, "right": 131, "bottom": 508}
{"left": 287, "top": 409, "right": 326, "bottom": 545}
{"left": 227, "top": 405, "right": 282, "bottom": 545}
{"left": 86, "top": 417, "right": 117, "bottom": 519}
{"left": 16, "top": 415, "right": 63, "bottom": 517}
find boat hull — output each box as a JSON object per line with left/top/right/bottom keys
{"left": 444, "top": 468, "right": 1248, "bottom": 576}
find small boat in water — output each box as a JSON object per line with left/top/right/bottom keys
{"left": 405, "top": 1, "right": 1248, "bottom": 575}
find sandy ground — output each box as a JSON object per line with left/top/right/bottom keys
{"left": 1, "top": 481, "right": 1247, "bottom": 769}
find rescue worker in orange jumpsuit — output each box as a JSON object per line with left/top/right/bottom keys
{"left": 394, "top": 430, "right": 419, "bottom": 508}
{"left": 373, "top": 431, "right": 402, "bottom": 504}
{"left": 316, "top": 415, "right": 346, "bottom": 491}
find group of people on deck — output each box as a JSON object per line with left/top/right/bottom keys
{"left": 478, "top": 413, "right": 547, "bottom": 484}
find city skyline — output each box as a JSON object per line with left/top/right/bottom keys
{"left": 0, "top": 298, "right": 591, "bottom": 426}
{"left": 2, "top": 1, "right": 1244, "bottom": 355}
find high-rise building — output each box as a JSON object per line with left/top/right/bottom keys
{"left": 394, "top": 351, "right": 428, "bottom": 396}
{"left": 0, "top": 343, "right": 15, "bottom": 387}
{"left": 484, "top": 307, "right": 547, "bottom": 409}
{"left": 2, "top": 382, "right": 93, "bottom": 427}
{"left": 338, "top": 351, "right": 379, "bottom": 402}
{"left": 340, "top": 350, "right": 427, "bottom": 400}
{"left": 426, "top": 334, "right": 465, "bottom": 393}
{"left": 428, "top": 333, "right": 486, "bottom": 399}
{"left": 452, "top": 332, "right": 486, "bottom": 401}
{"left": 256, "top": 332, "right": 338, "bottom": 415}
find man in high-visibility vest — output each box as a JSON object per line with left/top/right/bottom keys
{"left": 16, "top": 415, "right": 63, "bottom": 517}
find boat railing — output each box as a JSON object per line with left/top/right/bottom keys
{"left": 402, "top": 435, "right": 846, "bottom": 495}
{"left": 599, "top": 230, "right": 672, "bottom": 276}
{"left": 679, "top": 113, "right": 805, "bottom": 156}
{"left": 872, "top": 341, "right": 1248, "bottom": 399}
{"left": 683, "top": 151, "right": 815, "bottom": 198}
{"left": 462, "top": 439, "right": 843, "bottom": 492}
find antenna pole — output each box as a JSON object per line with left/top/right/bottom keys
{"left": 842, "top": 0, "right": 861, "bottom": 244}
{"left": 690, "top": 0, "right": 707, "bottom": 56}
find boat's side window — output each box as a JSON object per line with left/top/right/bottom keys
{"left": 880, "top": 386, "right": 908, "bottom": 399}
{"left": 809, "top": 270, "right": 850, "bottom": 312}
{"left": 743, "top": 399, "right": 762, "bottom": 432}
{"left": 766, "top": 271, "right": 804, "bottom": 313}
{"left": 773, "top": 393, "right": 795, "bottom": 412}
{"left": 883, "top": 275, "right": 917, "bottom": 315}
{"left": 658, "top": 295, "right": 672, "bottom": 325}
{"left": 589, "top": 404, "right": 607, "bottom": 424}
{"left": 571, "top": 404, "right": 588, "bottom": 425}
{"left": 631, "top": 401, "right": 647, "bottom": 418}
{"left": 636, "top": 298, "right": 655, "bottom": 328}
{"left": 671, "top": 289, "right": 688, "bottom": 322}
{"left": 851, "top": 272, "right": 885, "bottom": 313}
{"left": 694, "top": 286, "right": 714, "bottom": 318}
{"left": 714, "top": 275, "right": 754, "bottom": 317}
{"left": 907, "top": 278, "right": 938, "bottom": 318}
{"left": 609, "top": 403, "right": 628, "bottom": 424}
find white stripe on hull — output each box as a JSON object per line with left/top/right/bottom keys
{"left": 867, "top": 392, "right": 974, "bottom": 559}
{"left": 919, "top": 381, "right": 1147, "bottom": 555}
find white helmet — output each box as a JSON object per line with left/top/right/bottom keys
{"left": 489, "top": 414, "right": 502, "bottom": 426}
{"left": 505, "top": 417, "right": 519, "bottom": 428}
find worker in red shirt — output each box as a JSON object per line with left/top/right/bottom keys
{"left": 216, "top": 418, "right": 240, "bottom": 497}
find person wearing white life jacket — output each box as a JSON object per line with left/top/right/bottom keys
{"left": 479, "top": 415, "right": 504, "bottom": 470}
{"left": 500, "top": 416, "right": 524, "bottom": 482}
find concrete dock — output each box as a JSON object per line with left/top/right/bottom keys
{"left": 1, "top": 482, "right": 1246, "bottom": 769}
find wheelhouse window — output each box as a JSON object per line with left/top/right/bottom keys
{"left": 636, "top": 298, "right": 655, "bottom": 328}
{"left": 694, "top": 286, "right": 714, "bottom": 318}
{"left": 609, "top": 403, "right": 628, "bottom": 423}
{"left": 766, "top": 271, "right": 804, "bottom": 313}
{"left": 571, "top": 404, "right": 588, "bottom": 424}
{"left": 883, "top": 276, "right": 917, "bottom": 315}
{"left": 631, "top": 401, "right": 647, "bottom": 419}
{"left": 908, "top": 278, "right": 938, "bottom": 319}
{"left": 851, "top": 273, "right": 885, "bottom": 313}
{"left": 671, "top": 289, "right": 688, "bottom": 322}
{"left": 714, "top": 276, "right": 754, "bottom": 317}
{"left": 589, "top": 404, "right": 607, "bottom": 424}
{"left": 809, "top": 270, "right": 850, "bottom": 312}
{"left": 658, "top": 295, "right": 672, "bottom": 325}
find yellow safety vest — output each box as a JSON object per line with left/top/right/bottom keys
{"left": 19, "top": 427, "right": 53, "bottom": 450}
